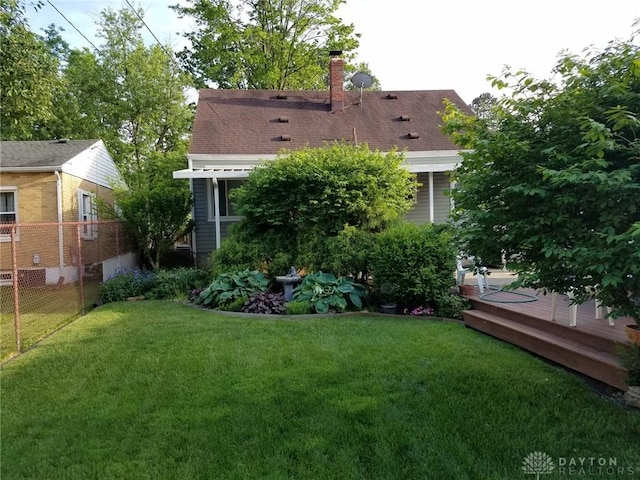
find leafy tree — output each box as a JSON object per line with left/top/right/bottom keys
{"left": 172, "top": 0, "right": 361, "bottom": 89}
{"left": 109, "top": 152, "right": 194, "bottom": 271}
{"left": 233, "top": 143, "right": 417, "bottom": 235}
{"left": 441, "top": 25, "right": 640, "bottom": 322}
{"left": 469, "top": 92, "right": 497, "bottom": 120}
{"left": 0, "top": 0, "right": 59, "bottom": 139}
{"left": 213, "top": 143, "right": 417, "bottom": 275}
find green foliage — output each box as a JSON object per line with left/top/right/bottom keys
{"left": 292, "top": 271, "right": 367, "bottom": 314}
{"left": 241, "top": 292, "right": 286, "bottom": 315}
{"left": 198, "top": 270, "right": 269, "bottom": 308}
{"left": 145, "top": 268, "right": 211, "bottom": 300}
{"left": 233, "top": 143, "right": 417, "bottom": 236}
{"left": 216, "top": 297, "right": 246, "bottom": 312}
{"left": 172, "top": 0, "right": 361, "bottom": 89}
{"left": 324, "top": 225, "right": 376, "bottom": 282}
{"left": 109, "top": 154, "right": 194, "bottom": 271}
{"left": 370, "top": 222, "right": 457, "bottom": 309}
{"left": 210, "top": 227, "right": 292, "bottom": 278}
{"left": 441, "top": 27, "right": 640, "bottom": 323}
{"left": 221, "top": 143, "right": 417, "bottom": 275}
{"left": 618, "top": 343, "right": 640, "bottom": 386}
{"left": 0, "top": 0, "right": 59, "bottom": 140}
{"left": 285, "top": 300, "right": 314, "bottom": 315}
{"left": 99, "top": 269, "right": 156, "bottom": 303}
{"left": 433, "top": 294, "right": 470, "bottom": 320}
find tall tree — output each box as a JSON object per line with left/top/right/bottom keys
{"left": 0, "top": 0, "right": 59, "bottom": 139}
{"left": 172, "top": 0, "right": 361, "bottom": 89}
{"left": 441, "top": 26, "right": 640, "bottom": 322}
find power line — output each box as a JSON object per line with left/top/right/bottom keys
{"left": 124, "top": 0, "right": 183, "bottom": 71}
{"left": 46, "top": 0, "right": 99, "bottom": 51}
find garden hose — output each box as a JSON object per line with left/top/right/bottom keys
{"left": 478, "top": 285, "right": 539, "bottom": 303}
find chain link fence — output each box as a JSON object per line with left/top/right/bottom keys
{"left": 0, "top": 221, "right": 135, "bottom": 360}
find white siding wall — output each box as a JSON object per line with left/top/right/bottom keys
{"left": 62, "top": 140, "right": 124, "bottom": 188}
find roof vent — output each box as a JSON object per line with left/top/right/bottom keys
{"left": 407, "top": 132, "right": 420, "bottom": 139}
{"left": 399, "top": 115, "right": 410, "bottom": 121}
{"left": 278, "top": 116, "right": 289, "bottom": 123}
{"left": 276, "top": 94, "right": 288, "bottom": 100}
{"left": 56, "top": 138, "right": 69, "bottom": 143}
{"left": 386, "top": 94, "right": 398, "bottom": 99}
{"left": 280, "top": 134, "right": 292, "bottom": 141}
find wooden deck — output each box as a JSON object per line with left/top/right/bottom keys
{"left": 460, "top": 283, "right": 634, "bottom": 391}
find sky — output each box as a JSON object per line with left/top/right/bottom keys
{"left": 25, "top": 0, "right": 640, "bottom": 105}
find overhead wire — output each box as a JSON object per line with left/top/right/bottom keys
{"left": 46, "top": 0, "right": 100, "bottom": 51}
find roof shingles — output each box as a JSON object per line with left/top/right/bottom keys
{"left": 0, "top": 139, "right": 100, "bottom": 169}
{"left": 189, "top": 89, "right": 470, "bottom": 156}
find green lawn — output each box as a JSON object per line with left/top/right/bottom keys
{"left": 1, "top": 281, "right": 101, "bottom": 359}
{"left": 1, "top": 301, "right": 638, "bottom": 479}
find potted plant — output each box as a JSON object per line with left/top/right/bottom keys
{"left": 378, "top": 282, "right": 398, "bottom": 314}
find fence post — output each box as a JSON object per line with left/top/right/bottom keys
{"left": 77, "top": 224, "right": 84, "bottom": 314}
{"left": 10, "top": 225, "right": 21, "bottom": 353}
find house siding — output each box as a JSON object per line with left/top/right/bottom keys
{"left": 0, "top": 171, "right": 116, "bottom": 272}
{"left": 61, "top": 140, "right": 123, "bottom": 188}
{"left": 404, "top": 172, "right": 451, "bottom": 225}
{"left": 193, "top": 178, "right": 243, "bottom": 267}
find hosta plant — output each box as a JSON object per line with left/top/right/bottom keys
{"left": 197, "top": 269, "right": 268, "bottom": 308}
{"left": 292, "top": 271, "right": 367, "bottom": 314}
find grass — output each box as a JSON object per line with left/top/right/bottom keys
{"left": 0, "top": 281, "right": 100, "bottom": 359}
{"left": 1, "top": 301, "right": 639, "bottom": 479}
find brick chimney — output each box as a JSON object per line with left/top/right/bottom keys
{"left": 329, "top": 50, "right": 344, "bottom": 112}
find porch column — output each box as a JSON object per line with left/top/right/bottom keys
{"left": 428, "top": 172, "right": 435, "bottom": 223}
{"left": 211, "top": 178, "right": 222, "bottom": 250}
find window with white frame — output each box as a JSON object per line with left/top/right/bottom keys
{"left": 78, "top": 189, "right": 98, "bottom": 239}
{"left": 208, "top": 179, "right": 244, "bottom": 220}
{"left": 0, "top": 187, "right": 18, "bottom": 241}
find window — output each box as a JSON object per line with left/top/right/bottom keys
{"left": 0, "top": 188, "right": 18, "bottom": 241}
{"left": 208, "top": 180, "right": 244, "bottom": 220}
{"left": 78, "top": 189, "right": 98, "bottom": 239}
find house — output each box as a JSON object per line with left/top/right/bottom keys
{"left": 174, "top": 53, "right": 472, "bottom": 266}
{"left": 0, "top": 139, "right": 133, "bottom": 285}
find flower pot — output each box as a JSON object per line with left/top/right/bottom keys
{"left": 625, "top": 324, "right": 640, "bottom": 346}
{"left": 380, "top": 303, "right": 397, "bottom": 314}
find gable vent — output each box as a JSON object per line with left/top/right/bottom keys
{"left": 275, "top": 94, "right": 288, "bottom": 100}
{"left": 399, "top": 115, "right": 410, "bottom": 121}
{"left": 386, "top": 94, "right": 398, "bottom": 99}
{"left": 280, "top": 134, "right": 292, "bottom": 141}
{"left": 278, "top": 116, "right": 289, "bottom": 123}
{"left": 407, "top": 132, "right": 420, "bottom": 139}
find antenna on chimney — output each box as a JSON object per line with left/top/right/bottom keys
{"left": 351, "top": 72, "right": 373, "bottom": 107}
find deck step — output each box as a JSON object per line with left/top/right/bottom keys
{"left": 463, "top": 309, "right": 628, "bottom": 391}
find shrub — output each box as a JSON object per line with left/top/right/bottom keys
{"left": 210, "top": 228, "right": 293, "bottom": 278}
{"left": 146, "top": 268, "right": 211, "bottom": 300}
{"left": 292, "top": 271, "right": 367, "bottom": 314}
{"left": 242, "top": 292, "right": 286, "bottom": 314}
{"left": 100, "top": 269, "right": 156, "bottom": 303}
{"left": 433, "top": 294, "right": 470, "bottom": 320}
{"left": 370, "top": 222, "right": 456, "bottom": 309}
{"left": 324, "top": 225, "right": 376, "bottom": 282}
{"left": 217, "top": 297, "right": 246, "bottom": 312}
{"left": 198, "top": 269, "right": 269, "bottom": 308}
{"left": 285, "top": 301, "right": 314, "bottom": 315}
